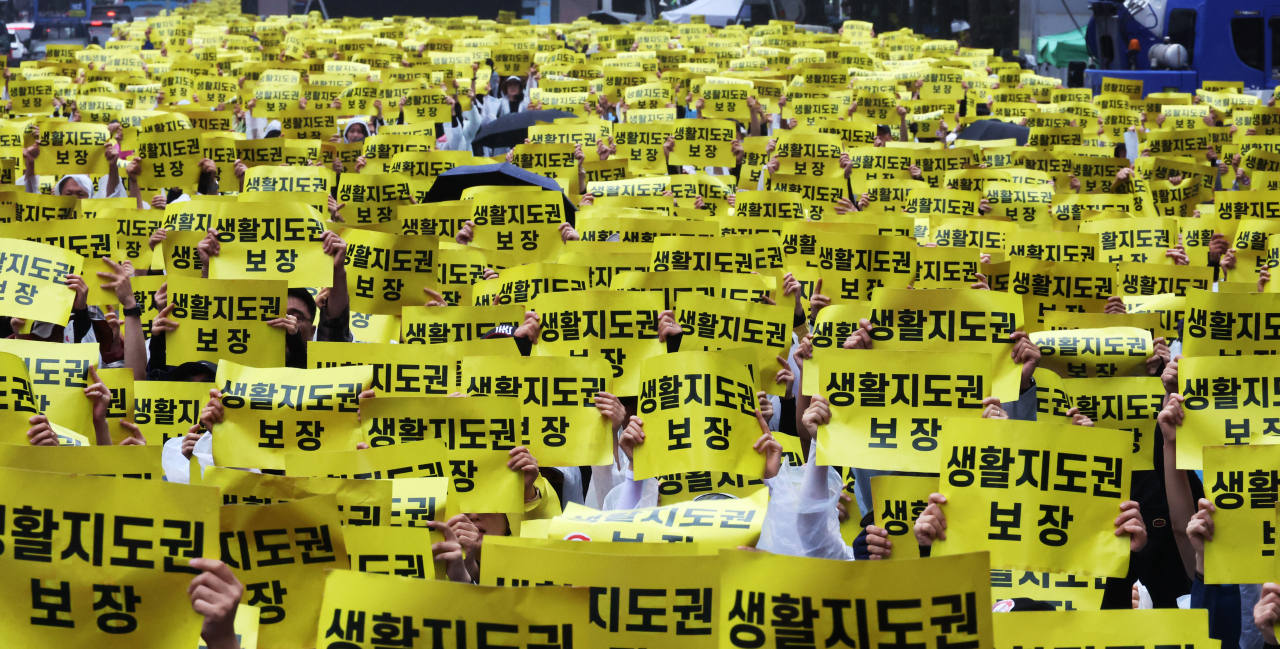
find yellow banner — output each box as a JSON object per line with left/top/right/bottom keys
{"left": 0, "top": 237, "right": 83, "bottom": 326}
{"left": 461, "top": 355, "right": 613, "bottom": 467}
{"left": 993, "top": 609, "right": 1212, "bottom": 647}
{"left": 611, "top": 270, "right": 775, "bottom": 311}
{"left": 338, "top": 227, "right": 438, "bottom": 315}
{"left": 1063, "top": 376, "right": 1163, "bottom": 472}
{"left": 0, "top": 338, "right": 98, "bottom": 435}
{"left": 870, "top": 474, "right": 933, "bottom": 560}
{"left": 35, "top": 122, "right": 110, "bottom": 176}
{"left": 315, "top": 569, "right": 590, "bottom": 646}
{"left": 345, "top": 525, "right": 446, "bottom": 581}
{"left": 546, "top": 487, "right": 768, "bottom": 546}
{"left": 529, "top": 289, "right": 665, "bottom": 397}
{"left": 204, "top": 205, "right": 330, "bottom": 288}
{"left": 136, "top": 128, "right": 202, "bottom": 188}
{"left": 0, "top": 467, "right": 218, "bottom": 646}
{"left": 0, "top": 218, "right": 118, "bottom": 306}
{"left": 203, "top": 465, "right": 393, "bottom": 526}
{"left": 471, "top": 192, "right": 570, "bottom": 264}
{"left": 1178, "top": 355, "right": 1280, "bottom": 470}
{"left": 400, "top": 304, "right": 525, "bottom": 345}
{"left": 868, "top": 288, "right": 1024, "bottom": 402}
{"left": 1182, "top": 290, "right": 1280, "bottom": 357}
{"left": 669, "top": 118, "right": 737, "bottom": 167}
{"left": 1116, "top": 260, "right": 1213, "bottom": 297}
{"left": 219, "top": 495, "right": 346, "bottom": 649}
{"left": 718, "top": 550, "right": 993, "bottom": 647}
{"left": 133, "top": 379, "right": 209, "bottom": 446}
{"left": 165, "top": 276, "right": 286, "bottom": 367}
{"left": 1009, "top": 259, "right": 1114, "bottom": 331}
{"left": 310, "top": 338, "right": 520, "bottom": 395}
{"left": 479, "top": 542, "right": 720, "bottom": 646}
{"left": 335, "top": 172, "right": 413, "bottom": 224}
{"left": 0, "top": 351, "right": 47, "bottom": 442}
{"left": 1079, "top": 216, "right": 1178, "bottom": 264}
{"left": 1029, "top": 326, "right": 1152, "bottom": 378}
{"left": 934, "top": 418, "right": 1133, "bottom": 578}
{"left": 1197, "top": 445, "right": 1280, "bottom": 584}
{"left": 813, "top": 349, "right": 990, "bottom": 472}
{"left": 212, "top": 360, "right": 371, "bottom": 469}
{"left": 634, "top": 350, "right": 764, "bottom": 480}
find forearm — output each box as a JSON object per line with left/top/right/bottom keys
{"left": 326, "top": 267, "right": 349, "bottom": 319}
{"left": 445, "top": 560, "right": 472, "bottom": 583}
{"left": 124, "top": 315, "right": 146, "bottom": 381}
{"left": 201, "top": 631, "right": 240, "bottom": 649}
{"left": 93, "top": 415, "right": 112, "bottom": 446}
{"left": 129, "top": 176, "right": 144, "bottom": 210}
{"left": 1164, "top": 438, "right": 1197, "bottom": 578}
{"left": 105, "top": 166, "right": 120, "bottom": 196}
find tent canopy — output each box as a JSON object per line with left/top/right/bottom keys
{"left": 660, "top": 0, "right": 744, "bottom": 26}
{"left": 1037, "top": 25, "right": 1089, "bottom": 68}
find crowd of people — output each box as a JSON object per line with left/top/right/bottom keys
{"left": 6, "top": 2, "right": 1280, "bottom": 647}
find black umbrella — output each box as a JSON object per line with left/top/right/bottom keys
{"left": 421, "top": 162, "right": 577, "bottom": 224}
{"left": 958, "top": 119, "right": 1030, "bottom": 147}
{"left": 472, "top": 109, "right": 579, "bottom": 149}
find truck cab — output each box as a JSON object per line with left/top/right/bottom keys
{"left": 1086, "top": 0, "right": 1280, "bottom": 93}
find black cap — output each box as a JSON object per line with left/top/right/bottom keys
{"left": 480, "top": 323, "right": 516, "bottom": 339}
{"left": 1005, "top": 598, "right": 1058, "bottom": 612}
{"left": 165, "top": 361, "right": 217, "bottom": 382}
{"left": 876, "top": 124, "right": 892, "bottom": 136}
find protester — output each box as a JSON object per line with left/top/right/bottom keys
{"left": 1, "top": 5, "right": 1269, "bottom": 648}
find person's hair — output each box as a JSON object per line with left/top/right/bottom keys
{"left": 287, "top": 288, "right": 316, "bottom": 321}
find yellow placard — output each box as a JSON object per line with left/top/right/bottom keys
{"left": 205, "top": 204, "right": 331, "bottom": 288}
{"left": 219, "top": 495, "right": 347, "bottom": 649}
{"left": 934, "top": 418, "right": 1133, "bottom": 578}
{"left": 717, "top": 550, "right": 993, "bottom": 647}
{"left": 870, "top": 474, "right": 934, "bottom": 560}
{"left": 310, "top": 338, "right": 520, "bottom": 395}
{"left": 547, "top": 487, "right": 768, "bottom": 547}
{"left": 212, "top": 360, "right": 372, "bottom": 470}
{"left": 868, "top": 288, "right": 1024, "bottom": 402}
{"left": 529, "top": 289, "right": 665, "bottom": 397}
{"left": 338, "top": 227, "right": 438, "bottom": 315}
{"left": 203, "top": 465, "right": 393, "bottom": 526}
{"left": 669, "top": 118, "right": 737, "bottom": 167}
{"left": 813, "top": 348, "right": 990, "bottom": 472}
{"left": 0, "top": 467, "right": 218, "bottom": 646}
{"left": 1029, "top": 326, "right": 1152, "bottom": 378}
{"left": 315, "top": 569, "right": 590, "bottom": 647}
{"left": 461, "top": 356, "right": 614, "bottom": 467}
{"left": 479, "top": 543, "right": 719, "bottom": 646}
{"left": 633, "top": 350, "right": 767, "bottom": 480}
{"left": 35, "top": 122, "right": 111, "bottom": 176}
{"left": 1182, "top": 290, "right": 1280, "bottom": 357}
{"left": 165, "top": 276, "right": 286, "bottom": 367}
{"left": 133, "top": 380, "right": 210, "bottom": 446}
{"left": 0, "top": 237, "right": 83, "bottom": 327}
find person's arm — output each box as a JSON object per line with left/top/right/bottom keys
{"left": 86, "top": 365, "right": 113, "bottom": 446}
{"left": 126, "top": 158, "right": 145, "bottom": 209}
{"left": 1159, "top": 369, "right": 1199, "bottom": 579}
{"left": 188, "top": 559, "right": 244, "bottom": 649}
{"left": 100, "top": 259, "right": 147, "bottom": 381}
{"left": 22, "top": 138, "right": 39, "bottom": 194}
{"left": 318, "top": 231, "right": 350, "bottom": 341}
{"left": 103, "top": 141, "right": 122, "bottom": 197}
